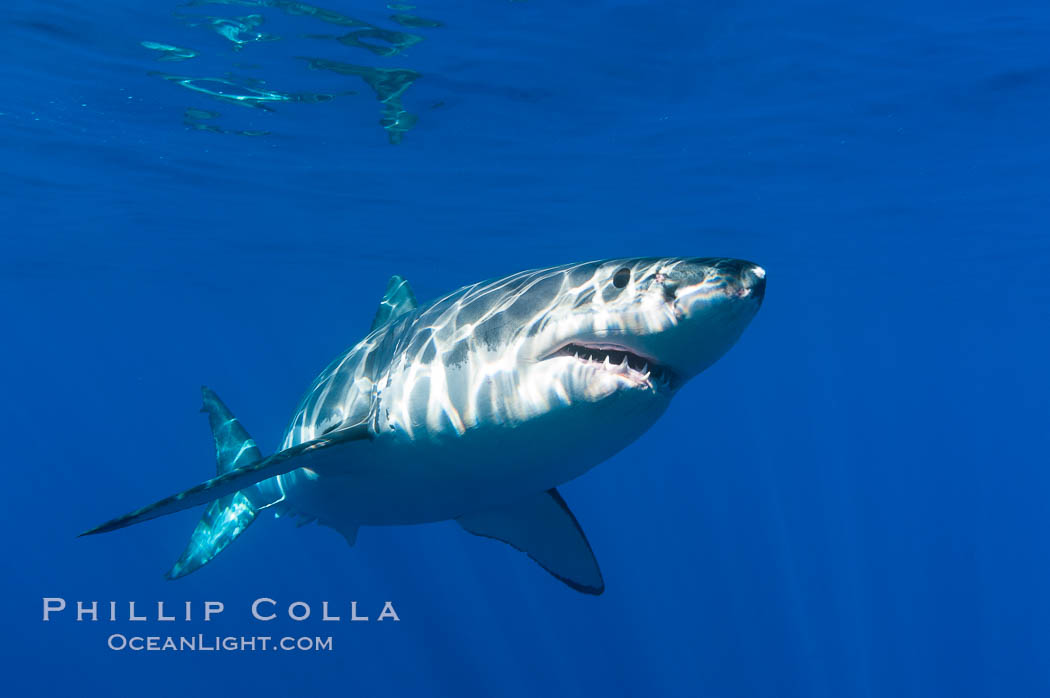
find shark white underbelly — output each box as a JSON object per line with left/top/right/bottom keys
{"left": 83, "top": 257, "right": 765, "bottom": 594}
{"left": 281, "top": 391, "right": 671, "bottom": 527}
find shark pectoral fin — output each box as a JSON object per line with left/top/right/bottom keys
{"left": 370, "top": 275, "right": 417, "bottom": 332}
{"left": 457, "top": 489, "right": 605, "bottom": 595}
{"left": 325, "top": 520, "right": 358, "bottom": 547}
{"left": 80, "top": 422, "right": 371, "bottom": 537}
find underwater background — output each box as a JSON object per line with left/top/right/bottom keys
{"left": 4, "top": 0, "right": 1049, "bottom": 696}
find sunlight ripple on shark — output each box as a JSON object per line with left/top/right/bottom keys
{"left": 82, "top": 257, "right": 766, "bottom": 594}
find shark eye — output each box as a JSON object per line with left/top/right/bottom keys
{"left": 613, "top": 267, "right": 631, "bottom": 288}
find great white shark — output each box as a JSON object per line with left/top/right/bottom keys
{"left": 82, "top": 257, "right": 765, "bottom": 594}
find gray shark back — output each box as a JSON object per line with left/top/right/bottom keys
{"left": 280, "top": 263, "right": 582, "bottom": 446}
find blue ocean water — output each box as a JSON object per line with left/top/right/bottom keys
{"left": 4, "top": 0, "right": 1049, "bottom": 695}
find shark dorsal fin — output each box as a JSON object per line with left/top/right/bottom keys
{"left": 370, "top": 275, "right": 417, "bottom": 332}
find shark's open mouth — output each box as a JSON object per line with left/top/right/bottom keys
{"left": 545, "top": 342, "right": 676, "bottom": 390}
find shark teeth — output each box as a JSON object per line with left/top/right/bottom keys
{"left": 547, "top": 343, "right": 675, "bottom": 390}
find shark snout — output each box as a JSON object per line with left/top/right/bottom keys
{"left": 737, "top": 263, "right": 766, "bottom": 304}
{"left": 668, "top": 258, "right": 766, "bottom": 311}
{"left": 705, "top": 258, "right": 765, "bottom": 304}
{"left": 646, "top": 258, "right": 765, "bottom": 383}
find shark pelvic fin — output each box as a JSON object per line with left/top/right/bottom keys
{"left": 370, "top": 274, "right": 417, "bottom": 332}
{"left": 457, "top": 488, "right": 605, "bottom": 595}
{"left": 80, "top": 419, "right": 371, "bottom": 538}
{"left": 166, "top": 387, "right": 263, "bottom": 579}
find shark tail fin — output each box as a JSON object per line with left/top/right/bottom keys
{"left": 165, "top": 387, "right": 264, "bottom": 579}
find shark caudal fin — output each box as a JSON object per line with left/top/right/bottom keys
{"left": 166, "top": 387, "right": 263, "bottom": 579}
